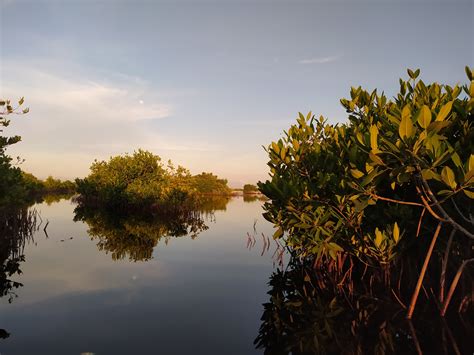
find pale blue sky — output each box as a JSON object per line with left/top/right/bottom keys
{"left": 1, "top": 0, "right": 472, "bottom": 186}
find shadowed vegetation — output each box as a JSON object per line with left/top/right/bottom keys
{"left": 255, "top": 256, "right": 472, "bottom": 355}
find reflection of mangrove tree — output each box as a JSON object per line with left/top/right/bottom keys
{"left": 255, "top": 256, "right": 473, "bottom": 355}
{"left": 198, "top": 195, "right": 231, "bottom": 214}
{"left": 0, "top": 208, "right": 38, "bottom": 302}
{"left": 0, "top": 207, "right": 39, "bottom": 339}
{"left": 73, "top": 206, "right": 210, "bottom": 262}
{"left": 243, "top": 194, "right": 267, "bottom": 203}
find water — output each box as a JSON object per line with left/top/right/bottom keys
{"left": 1, "top": 198, "right": 472, "bottom": 355}
{"left": 0, "top": 197, "right": 277, "bottom": 355}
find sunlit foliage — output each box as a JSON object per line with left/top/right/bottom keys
{"left": 76, "top": 149, "right": 196, "bottom": 211}
{"left": 76, "top": 149, "right": 232, "bottom": 212}
{"left": 243, "top": 184, "right": 259, "bottom": 194}
{"left": 42, "top": 176, "right": 76, "bottom": 194}
{"left": 259, "top": 68, "right": 474, "bottom": 317}
{"left": 192, "top": 172, "right": 231, "bottom": 195}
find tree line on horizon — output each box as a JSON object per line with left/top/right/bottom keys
{"left": 0, "top": 98, "right": 258, "bottom": 210}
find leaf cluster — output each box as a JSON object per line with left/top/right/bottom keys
{"left": 259, "top": 68, "right": 474, "bottom": 266}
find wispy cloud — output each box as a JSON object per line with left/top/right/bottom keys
{"left": 0, "top": 61, "right": 219, "bottom": 178}
{"left": 298, "top": 55, "right": 341, "bottom": 65}
{"left": 1, "top": 63, "right": 171, "bottom": 122}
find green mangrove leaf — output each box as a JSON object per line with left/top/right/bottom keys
{"left": 370, "top": 125, "right": 378, "bottom": 151}
{"left": 417, "top": 105, "right": 432, "bottom": 128}
{"left": 399, "top": 106, "right": 414, "bottom": 139}
{"left": 451, "top": 152, "right": 462, "bottom": 168}
{"left": 350, "top": 169, "right": 364, "bottom": 179}
{"left": 441, "top": 166, "right": 457, "bottom": 189}
{"left": 421, "top": 169, "right": 441, "bottom": 181}
{"left": 436, "top": 101, "right": 453, "bottom": 121}
{"left": 393, "top": 222, "right": 400, "bottom": 243}
{"left": 374, "top": 228, "right": 383, "bottom": 248}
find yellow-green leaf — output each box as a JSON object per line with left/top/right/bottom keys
{"left": 273, "top": 227, "right": 283, "bottom": 239}
{"left": 441, "top": 166, "right": 457, "bottom": 189}
{"left": 365, "top": 162, "right": 374, "bottom": 173}
{"left": 417, "top": 105, "right": 432, "bottom": 128}
{"left": 370, "top": 125, "right": 378, "bottom": 151}
{"left": 350, "top": 169, "right": 364, "bottom": 179}
{"left": 421, "top": 169, "right": 441, "bottom": 181}
{"left": 356, "top": 132, "right": 365, "bottom": 146}
{"left": 451, "top": 152, "right": 462, "bottom": 168}
{"left": 469, "top": 154, "right": 474, "bottom": 171}
{"left": 328, "top": 242, "right": 344, "bottom": 252}
{"left": 369, "top": 152, "right": 384, "bottom": 165}
{"left": 374, "top": 228, "right": 383, "bottom": 248}
{"left": 292, "top": 140, "right": 300, "bottom": 151}
{"left": 436, "top": 101, "right": 453, "bottom": 121}
{"left": 271, "top": 142, "right": 280, "bottom": 154}
{"left": 463, "top": 189, "right": 474, "bottom": 199}
{"left": 399, "top": 110, "right": 414, "bottom": 139}
{"left": 393, "top": 222, "right": 400, "bottom": 243}
{"left": 465, "top": 170, "right": 474, "bottom": 184}
{"left": 402, "top": 105, "right": 411, "bottom": 121}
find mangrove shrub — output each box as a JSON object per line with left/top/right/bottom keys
{"left": 259, "top": 68, "right": 474, "bottom": 317}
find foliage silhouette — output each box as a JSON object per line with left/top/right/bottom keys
{"left": 255, "top": 257, "right": 473, "bottom": 355}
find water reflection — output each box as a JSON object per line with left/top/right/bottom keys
{"left": 0, "top": 207, "right": 39, "bottom": 339}
{"left": 255, "top": 257, "right": 473, "bottom": 354}
{"left": 198, "top": 195, "right": 231, "bottom": 213}
{"left": 0, "top": 197, "right": 273, "bottom": 354}
{"left": 243, "top": 194, "right": 267, "bottom": 203}
{"left": 73, "top": 196, "right": 231, "bottom": 262}
{"left": 0, "top": 208, "right": 38, "bottom": 302}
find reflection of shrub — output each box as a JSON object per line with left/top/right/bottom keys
{"left": 197, "top": 195, "right": 231, "bottom": 213}
{"left": 74, "top": 205, "right": 209, "bottom": 261}
{"left": 41, "top": 193, "right": 75, "bottom": 205}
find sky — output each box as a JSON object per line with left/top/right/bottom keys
{"left": 0, "top": 0, "right": 472, "bottom": 187}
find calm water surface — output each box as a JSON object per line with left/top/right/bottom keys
{"left": 2, "top": 197, "right": 472, "bottom": 355}
{"left": 0, "top": 197, "right": 277, "bottom": 355}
